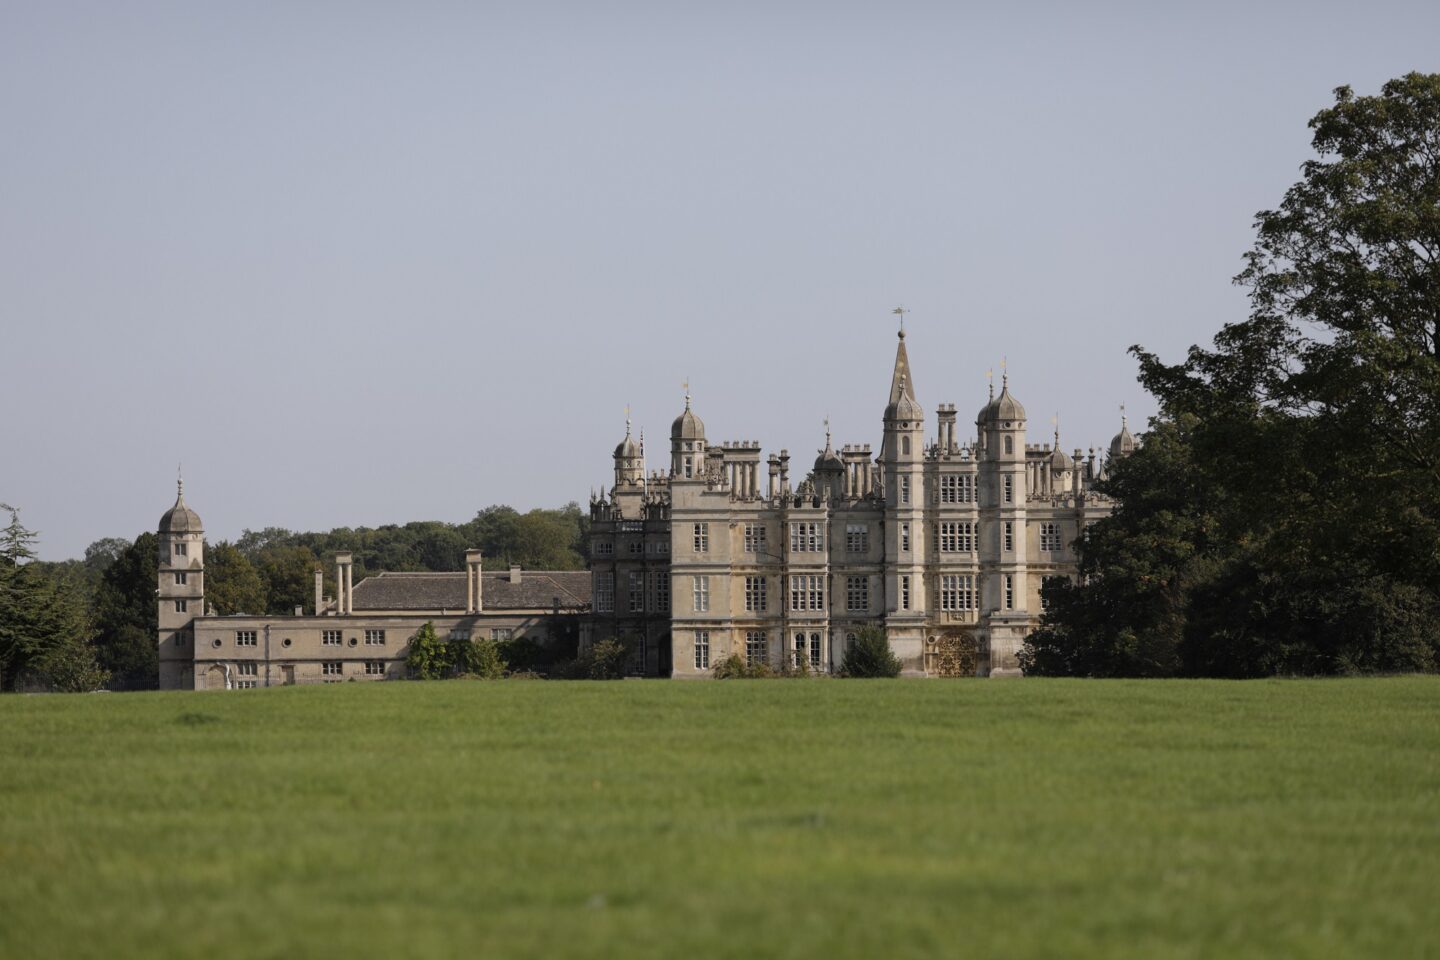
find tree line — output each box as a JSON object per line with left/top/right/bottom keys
{"left": 0, "top": 503, "right": 589, "bottom": 692}
{"left": 1023, "top": 74, "right": 1440, "bottom": 677}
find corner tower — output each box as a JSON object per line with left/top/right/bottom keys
{"left": 157, "top": 476, "right": 205, "bottom": 690}
{"left": 880, "top": 323, "right": 926, "bottom": 672}
{"left": 977, "top": 372, "right": 1029, "bottom": 676}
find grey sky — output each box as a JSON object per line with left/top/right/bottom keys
{"left": 4, "top": 1, "right": 1437, "bottom": 560}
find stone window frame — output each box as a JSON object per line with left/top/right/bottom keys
{"left": 845, "top": 576, "right": 868, "bottom": 612}
{"left": 744, "top": 576, "right": 767, "bottom": 612}
{"left": 744, "top": 631, "right": 766, "bottom": 666}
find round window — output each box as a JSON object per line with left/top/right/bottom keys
{"left": 282, "top": 638, "right": 292, "bottom": 648}
{"left": 211, "top": 638, "right": 221, "bottom": 649}
{"left": 349, "top": 637, "right": 358, "bottom": 647}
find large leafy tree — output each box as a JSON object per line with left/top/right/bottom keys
{"left": 0, "top": 505, "right": 107, "bottom": 692}
{"left": 92, "top": 533, "right": 160, "bottom": 690}
{"left": 1024, "top": 74, "right": 1440, "bottom": 677}
{"left": 255, "top": 544, "right": 320, "bottom": 615}
{"left": 206, "top": 543, "right": 266, "bottom": 616}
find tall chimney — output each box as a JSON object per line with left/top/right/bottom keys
{"left": 465, "top": 550, "right": 483, "bottom": 614}
{"left": 314, "top": 568, "right": 324, "bottom": 615}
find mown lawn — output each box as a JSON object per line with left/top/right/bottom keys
{"left": 1, "top": 678, "right": 1436, "bottom": 959}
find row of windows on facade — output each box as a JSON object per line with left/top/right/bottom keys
{"left": 229, "top": 660, "right": 387, "bottom": 688}
{"left": 595, "top": 572, "right": 1066, "bottom": 615}
{"left": 655, "top": 520, "right": 1066, "bottom": 557}
{"left": 214, "top": 628, "right": 520, "bottom": 648}
{"left": 690, "top": 630, "right": 865, "bottom": 671}
{"left": 593, "top": 540, "right": 670, "bottom": 557}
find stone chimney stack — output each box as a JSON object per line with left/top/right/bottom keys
{"left": 335, "top": 553, "right": 354, "bottom": 615}
{"left": 314, "top": 568, "right": 324, "bottom": 615}
{"left": 465, "top": 550, "right": 483, "bottom": 614}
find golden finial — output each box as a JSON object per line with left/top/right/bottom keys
{"left": 624, "top": 404, "right": 631, "bottom": 435}
{"left": 1120, "top": 401, "right": 1127, "bottom": 429}
{"left": 683, "top": 379, "right": 691, "bottom": 409}
{"left": 986, "top": 367, "right": 994, "bottom": 401}
{"left": 1001, "top": 356, "right": 1008, "bottom": 389}
{"left": 892, "top": 306, "right": 908, "bottom": 338}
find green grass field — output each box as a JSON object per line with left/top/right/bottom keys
{"left": 2, "top": 678, "right": 1437, "bottom": 959}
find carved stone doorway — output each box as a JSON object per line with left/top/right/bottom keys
{"left": 925, "top": 633, "right": 979, "bottom": 677}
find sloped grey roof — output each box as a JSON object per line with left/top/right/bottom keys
{"left": 351, "top": 571, "right": 591, "bottom": 611}
{"left": 159, "top": 493, "right": 203, "bottom": 534}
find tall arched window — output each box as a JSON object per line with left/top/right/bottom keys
{"left": 1003, "top": 436, "right": 1013, "bottom": 455}
{"left": 902, "top": 436, "right": 911, "bottom": 455}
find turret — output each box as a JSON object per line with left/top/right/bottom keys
{"left": 881, "top": 319, "right": 928, "bottom": 649}
{"left": 1109, "top": 407, "right": 1137, "bottom": 461}
{"left": 670, "top": 387, "right": 706, "bottom": 479}
{"left": 613, "top": 411, "right": 644, "bottom": 489}
{"left": 157, "top": 475, "right": 204, "bottom": 688}
{"left": 812, "top": 420, "right": 845, "bottom": 499}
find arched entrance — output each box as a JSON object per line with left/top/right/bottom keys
{"left": 204, "top": 665, "right": 227, "bottom": 690}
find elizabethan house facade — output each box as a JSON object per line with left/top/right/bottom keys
{"left": 587, "top": 327, "right": 1130, "bottom": 678}
{"left": 157, "top": 324, "right": 1132, "bottom": 687}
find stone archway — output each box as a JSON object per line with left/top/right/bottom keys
{"left": 204, "top": 665, "right": 227, "bottom": 690}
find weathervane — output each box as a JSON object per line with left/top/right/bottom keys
{"left": 892, "top": 306, "right": 908, "bottom": 338}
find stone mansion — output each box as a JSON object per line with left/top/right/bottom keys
{"left": 156, "top": 325, "right": 1132, "bottom": 688}
{"left": 588, "top": 327, "right": 1130, "bottom": 678}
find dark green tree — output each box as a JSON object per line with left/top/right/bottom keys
{"left": 1024, "top": 74, "right": 1440, "bottom": 677}
{"left": 256, "top": 544, "right": 320, "bottom": 615}
{"left": 841, "top": 626, "right": 902, "bottom": 678}
{"left": 0, "top": 505, "right": 107, "bottom": 692}
{"left": 91, "top": 533, "right": 159, "bottom": 690}
{"left": 205, "top": 543, "right": 267, "bottom": 616}
{"left": 405, "top": 621, "right": 449, "bottom": 680}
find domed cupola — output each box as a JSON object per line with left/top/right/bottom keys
{"left": 671, "top": 392, "right": 705, "bottom": 442}
{"left": 1109, "top": 409, "right": 1137, "bottom": 459}
{"left": 812, "top": 421, "right": 845, "bottom": 499}
{"left": 813, "top": 428, "right": 843, "bottom": 475}
{"left": 613, "top": 411, "right": 644, "bottom": 488}
{"left": 159, "top": 477, "right": 203, "bottom": 535}
{"left": 977, "top": 368, "right": 1027, "bottom": 461}
{"left": 993, "top": 381, "right": 1026, "bottom": 423}
{"left": 670, "top": 387, "right": 707, "bottom": 479}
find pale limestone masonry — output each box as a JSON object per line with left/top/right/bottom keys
{"left": 587, "top": 327, "right": 1131, "bottom": 677}
{"left": 157, "top": 326, "right": 1132, "bottom": 688}
{"left": 155, "top": 490, "right": 591, "bottom": 690}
